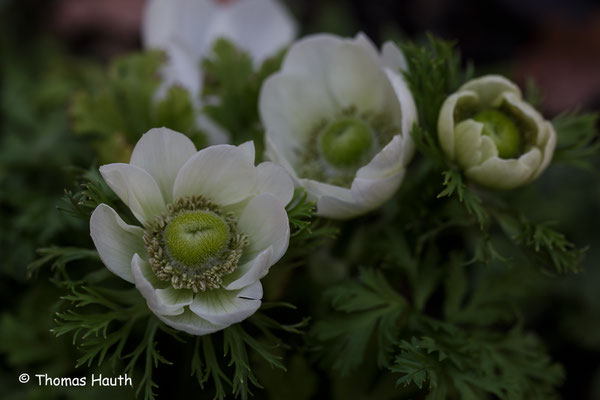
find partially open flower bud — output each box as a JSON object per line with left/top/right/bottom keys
{"left": 438, "top": 75, "right": 556, "bottom": 190}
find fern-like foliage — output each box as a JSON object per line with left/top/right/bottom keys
{"left": 311, "top": 268, "right": 409, "bottom": 374}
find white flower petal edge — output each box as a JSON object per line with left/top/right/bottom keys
{"left": 91, "top": 132, "right": 294, "bottom": 336}
{"left": 189, "top": 281, "right": 263, "bottom": 326}
{"left": 130, "top": 127, "right": 197, "bottom": 203}
{"left": 99, "top": 163, "right": 166, "bottom": 225}
{"left": 90, "top": 204, "right": 145, "bottom": 283}
{"left": 173, "top": 144, "right": 258, "bottom": 206}
{"left": 261, "top": 33, "right": 417, "bottom": 219}
{"left": 143, "top": 0, "right": 296, "bottom": 67}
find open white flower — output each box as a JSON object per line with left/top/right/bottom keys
{"left": 259, "top": 33, "right": 417, "bottom": 219}
{"left": 438, "top": 75, "right": 557, "bottom": 190}
{"left": 90, "top": 127, "right": 293, "bottom": 335}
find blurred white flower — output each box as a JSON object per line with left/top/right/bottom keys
{"left": 259, "top": 33, "right": 417, "bottom": 219}
{"left": 90, "top": 127, "right": 294, "bottom": 335}
{"left": 438, "top": 75, "right": 557, "bottom": 189}
{"left": 142, "top": 0, "right": 297, "bottom": 98}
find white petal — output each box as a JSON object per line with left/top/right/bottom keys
{"left": 531, "top": 122, "right": 557, "bottom": 180}
{"left": 454, "top": 119, "right": 486, "bottom": 168}
{"left": 237, "top": 141, "right": 256, "bottom": 165}
{"left": 437, "top": 91, "right": 479, "bottom": 161}
{"left": 142, "top": 0, "right": 218, "bottom": 60}
{"left": 155, "top": 39, "right": 203, "bottom": 103}
{"left": 156, "top": 309, "right": 225, "bottom": 336}
{"left": 256, "top": 162, "right": 294, "bottom": 206}
{"left": 316, "top": 195, "right": 364, "bottom": 220}
{"left": 326, "top": 42, "right": 391, "bottom": 113}
{"left": 196, "top": 114, "right": 230, "bottom": 145}
{"left": 223, "top": 247, "right": 273, "bottom": 290}
{"left": 173, "top": 144, "right": 258, "bottom": 206}
{"left": 352, "top": 32, "right": 381, "bottom": 63}
{"left": 301, "top": 178, "right": 354, "bottom": 203}
{"left": 281, "top": 34, "right": 344, "bottom": 82}
{"left": 384, "top": 68, "right": 417, "bottom": 160}
{"left": 356, "top": 135, "right": 405, "bottom": 180}
{"left": 209, "top": 0, "right": 297, "bottom": 66}
{"left": 382, "top": 41, "right": 408, "bottom": 71}
{"left": 99, "top": 163, "right": 166, "bottom": 225}
{"left": 90, "top": 204, "right": 144, "bottom": 283}
{"left": 466, "top": 157, "right": 535, "bottom": 190}
{"left": 189, "top": 281, "right": 262, "bottom": 326}
{"left": 350, "top": 169, "right": 405, "bottom": 213}
{"left": 130, "top": 128, "right": 197, "bottom": 203}
{"left": 237, "top": 193, "right": 290, "bottom": 264}
{"left": 131, "top": 254, "right": 192, "bottom": 316}
{"left": 459, "top": 75, "right": 521, "bottom": 109}
{"left": 260, "top": 73, "right": 336, "bottom": 149}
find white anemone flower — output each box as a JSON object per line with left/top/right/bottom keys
{"left": 438, "top": 75, "right": 557, "bottom": 190}
{"left": 142, "top": 0, "right": 297, "bottom": 98}
{"left": 259, "top": 33, "right": 417, "bottom": 219}
{"left": 89, "top": 127, "right": 294, "bottom": 335}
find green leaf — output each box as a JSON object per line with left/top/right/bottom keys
{"left": 202, "top": 38, "right": 285, "bottom": 160}
{"left": 312, "top": 268, "right": 409, "bottom": 374}
{"left": 437, "top": 169, "right": 489, "bottom": 228}
{"left": 70, "top": 51, "right": 205, "bottom": 162}
{"left": 552, "top": 110, "right": 599, "bottom": 170}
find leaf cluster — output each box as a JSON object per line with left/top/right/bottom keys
{"left": 202, "top": 38, "right": 285, "bottom": 159}
{"left": 70, "top": 51, "right": 205, "bottom": 162}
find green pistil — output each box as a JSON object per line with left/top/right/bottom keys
{"left": 473, "top": 109, "right": 521, "bottom": 158}
{"left": 164, "top": 211, "right": 230, "bottom": 266}
{"left": 298, "top": 107, "right": 398, "bottom": 188}
{"left": 143, "top": 196, "right": 248, "bottom": 293}
{"left": 319, "top": 118, "right": 375, "bottom": 168}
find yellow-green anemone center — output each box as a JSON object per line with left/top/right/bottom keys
{"left": 164, "top": 211, "right": 230, "bottom": 267}
{"left": 319, "top": 117, "right": 375, "bottom": 168}
{"left": 143, "top": 196, "right": 248, "bottom": 293}
{"left": 473, "top": 109, "right": 521, "bottom": 159}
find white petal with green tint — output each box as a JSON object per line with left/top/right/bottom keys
{"left": 237, "top": 193, "right": 290, "bottom": 263}
{"left": 208, "top": 0, "right": 297, "bottom": 67}
{"left": 260, "top": 73, "right": 336, "bottom": 145}
{"left": 173, "top": 144, "right": 258, "bottom": 206}
{"left": 223, "top": 247, "right": 273, "bottom": 290}
{"left": 438, "top": 91, "right": 479, "bottom": 161}
{"left": 532, "top": 122, "right": 557, "bottom": 180}
{"left": 327, "top": 42, "right": 390, "bottom": 113}
{"left": 466, "top": 156, "right": 536, "bottom": 190}
{"left": 381, "top": 41, "right": 408, "bottom": 72}
{"left": 459, "top": 75, "right": 521, "bottom": 109}
{"left": 130, "top": 127, "right": 197, "bottom": 203}
{"left": 454, "top": 120, "right": 486, "bottom": 168}
{"left": 90, "top": 204, "right": 145, "bottom": 283}
{"left": 281, "top": 34, "right": 344, "bottom": 82}
{"left": 350, "top": 169, "right": 405, "bottom": 214}
{"left": 256, "top": 162, "right": 294, "bottom": 206}
{"left": 99, "top": 163, "right": 166, "bottom": 225}
{"left": 156, "top": 309, "right": 225, "bottom": 336}
{"left": 131, "top": 254, "right": 191, "bottom": 316}
{"left": 189, "top": 281, "right": 263, "bottom": 326}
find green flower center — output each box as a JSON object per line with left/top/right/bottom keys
{"left": 143, "top": 196, "right": 248, "bottom": 292}
{"left": 298, "top": 107, "right": 398, "bottom": 187}
{"left": 319, "top": 118, "right": 375, "bottom": 168}
{"left": 473, "top": 109, "right": 521, "bottom": 158}
{"left": 164, "top": 211, "right": 230, "bottom": 267}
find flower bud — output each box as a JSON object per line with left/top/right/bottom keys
{"left": 438, "top": 75, "right": 556, "bottom": 189}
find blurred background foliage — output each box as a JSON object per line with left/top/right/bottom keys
{"left": 1, "top": 0, "right": 599, "bottom": 399}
